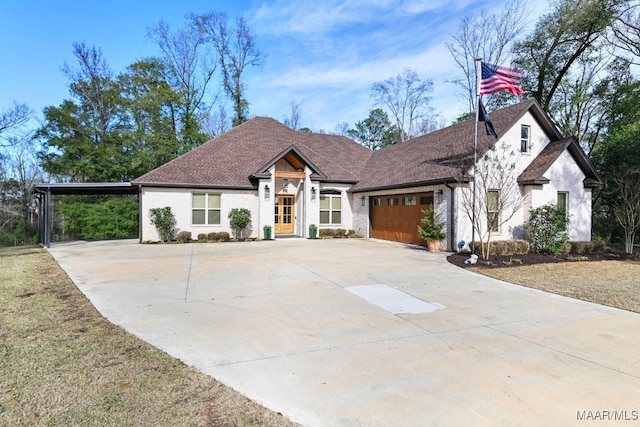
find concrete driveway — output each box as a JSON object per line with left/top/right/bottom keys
{"left": 49, "top": 238, "right": 640, "bottom": 426}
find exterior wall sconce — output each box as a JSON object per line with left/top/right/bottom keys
{"left": 311, "top": 186, "right": 316, "bottom": 200}
{"left": 360, "top": 196, "right": 366, "bottom": 206}
{"left": 436, "top": 189, "right": 443, "bottom": 204}
{"left": 264, "top": 185, "right": 270, "bottom": 199}
{"left": 282, "top": 178, "right": 289, "bottom": 193}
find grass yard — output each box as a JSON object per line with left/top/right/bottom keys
{"left": 468, "top": 260, "right": 640, "bottom": 313}
{"left": 0, "top": 246, "right": 298, "bottom": 427}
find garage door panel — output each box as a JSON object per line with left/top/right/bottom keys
{"left": 371, "top": 192, "right": 434, "bottom": 246}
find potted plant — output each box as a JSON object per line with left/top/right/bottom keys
{"left": 309, "top": 224, "right": 318, "bottom": 239}
{"left": 263, "top": 225, "right": 272, "bottom": 240}
{"left": 417, "top": 206, "right": 446, "bottom": 252}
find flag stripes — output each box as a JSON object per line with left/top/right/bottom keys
{"left": 480, "top": 62, "right": 523, "bottom": 96}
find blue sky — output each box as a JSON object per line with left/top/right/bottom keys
{"left": 0, "top": 0, "right": 547, "bottom": 133}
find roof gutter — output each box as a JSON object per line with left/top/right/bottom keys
{"left": 133, "top": 182, "right": 256, "bottom": 191}
{"left": 349, "top": 177, "right": 466, "bottom": 194}
{"left": 444, "top": 182, "right": 456, "bottom": 252}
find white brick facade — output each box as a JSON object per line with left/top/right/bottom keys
{"left": 140, "top": 187, "right": 259, "bottom": 241}
{"left": 136, "top": 102, "right": 599, "bottom": 246}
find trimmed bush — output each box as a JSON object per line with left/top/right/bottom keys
{"left": 197, "top": 233, "right": 207, "bottom": 241}
{"left": 569, "top": 241, "right": 605, "bottom": 254}
{"left": 473, "top": 240, "right": 529, "bottom": 256}
{"left": 336, "top": 228, "right": 347, "bottom": 238}
{"left": 217, "top": 231, "right": 231, "bottom": 242}
{"left": 320, "top": 228, "right": 336, "bottom": 237}
{"left": 176, "top": 231, "right": 192, "bottom": 243}
{"left": 207, "top": 232, "right": 219, "bottom": 241}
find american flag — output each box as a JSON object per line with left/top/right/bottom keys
{"left": 480, "top": 62, "right": 523, "bottom": 96}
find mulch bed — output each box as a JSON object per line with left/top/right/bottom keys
{"left": 447, "top": 250, "right": 639, "bottom": 269}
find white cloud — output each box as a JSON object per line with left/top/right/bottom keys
{"left": 245, "top": 0, "right": 550, "bottom": 130}
{"left": 251, "top": 0, "right": 473, "bottom": 36}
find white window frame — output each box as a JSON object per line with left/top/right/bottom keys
{"left": 319, "top": 195, "right": 342, "bottom": 225}
{"left": 192, "top": 193, "right": 221, "bottom": 225}
{"left": 521, "top": 124, "right": 531, "bottom": 154}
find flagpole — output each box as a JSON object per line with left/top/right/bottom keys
{"left": 472, "top": 58, "right": 482, "bottom": 255}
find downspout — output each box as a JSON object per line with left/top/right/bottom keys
{"left": 445, "top": 182, "right": 456, "bottom": 252}
{"left": 138, "top": 185, "right": 142, "bottom": 243}
{"left": 301, "top": 181, "right": 306, "bottom": 237}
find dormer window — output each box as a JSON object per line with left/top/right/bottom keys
{"left": 521, "top": 125, "right": 531, "bottom": 153}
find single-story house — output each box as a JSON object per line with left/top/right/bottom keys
{"left": 132, "top": 98, "right": 602, "bottom": 250}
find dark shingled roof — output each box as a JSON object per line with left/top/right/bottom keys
{"left": 133, "top": 117, "right": 373, "bottom": 188}
{"left": 350, "top": 99, "right": 546, "bottom": 192}
{"left": 133, "top": 98, "right": 602, "bottom": 191}
{"left": 518, "top": 137, "right": 603, "bottom": 188}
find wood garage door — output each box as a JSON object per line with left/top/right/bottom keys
{"left": 371, "top": 192, "right": 434, "bottom": 245}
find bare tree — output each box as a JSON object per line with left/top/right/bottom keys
{"left": 446, "top": 0, "right": 526, "bottom": 113}
{"left": 194, "top": 12, "right": 264, "bottom": 127}
{"left": 61, "top": 42, "right": 122, "bottom": 146}
{"left": 283, "top": 99, "right": 303, "bottom": 130}
{"left": 148, "top": 19, "right": 218, "bottom": 149}
{"left": 202, "top": 105, "right": 232, "bottom": 138}
{"left": 609, "top": 2, "right": 640, "bottom": 63}
{"left": 0, "top": 102, "right": 32, "bottom": 145}
{"left": 371, "top": 68, "right": 433, "bottom": 143}
{"left": 0, "top": 136, "right": 42, "bottom": 244}
{"left": 611, "top": 166, "right": 640, "bottom": 254}
{"left": 459, "top": 142, "right": 525, "bottom": 259}
{"left": 549, "top": 54, "right": 611, "bottom": 155}
{"left": 417, "top": 113, "right": 447, "bottom": 135}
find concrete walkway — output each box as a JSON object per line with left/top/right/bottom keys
{"left": 49, "top": 239, "right": 640, "bottom": 426}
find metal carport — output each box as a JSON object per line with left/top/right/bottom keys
{"left": 34, "top": 182, "right": 140, "bottom": 248}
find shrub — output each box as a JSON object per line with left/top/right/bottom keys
{"left": 197, "top": 233, "right": 207, "bottom": 241}
{"left": 217, "top": 231, "right": 231, "bottom": 242}
{"left": 176, "top": 231, "right": 192, "bottom": 243}
{"left": 473, "top": 240, "right": 529, "bottom": 256}
{"left": 336, "top": 228, "right": 347, "bottom": 238}
{"left": 526, "top": 204, "right": 569, "bottom": 254}
{"left": 148, "top": 207, "right": 176, "bottom": 242}
{"left": 228, "top": 208, "right": 252, "bottom": 239}
{"left": 320, "top": 228, "right": 336, "bottom": 237}
{"left": 569, "top": 241, "right": 605, "bottom": 254}
{"left": 207, "top": 232, "right": 219, "bottom": 241}
{"left": 417, "top": 206, "right": 446, "bottom": 242}
{"left": 515, "top": 240, "right": 531, "bottom": 254}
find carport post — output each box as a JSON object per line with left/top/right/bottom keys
{"left": 44, "top": 187, "right": 51, "bottom": 248}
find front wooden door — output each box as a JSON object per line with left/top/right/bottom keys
{"left": 274, "top": 195, "right": 294, "bottom": 234}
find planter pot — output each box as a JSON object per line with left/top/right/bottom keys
{"left": 426, "top": 240, "right": 441, "bottom": 253}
